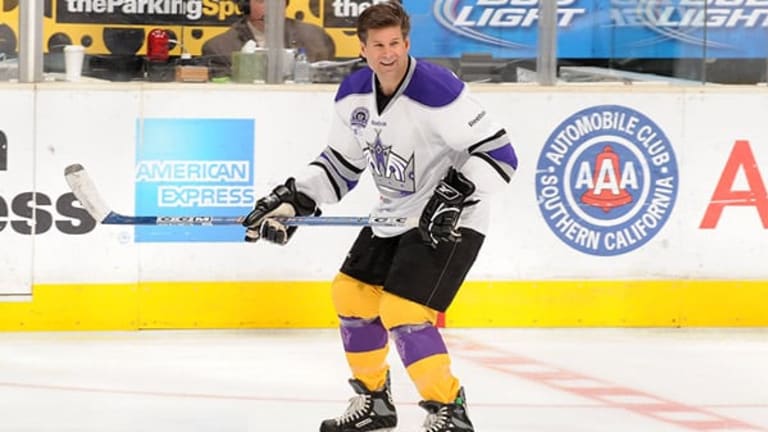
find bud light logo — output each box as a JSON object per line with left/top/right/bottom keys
{"left": 535, "top": 105, "right": 678, "bottom": 256}
{"left": 431, "top": 0, "right": 585, "bottom": 50}
{"left": 410, "top": 1, "right": 768, "bottom": 60}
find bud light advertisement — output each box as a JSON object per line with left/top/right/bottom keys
{"left": 406, "top": 0, "right": 768, "bottom": 59}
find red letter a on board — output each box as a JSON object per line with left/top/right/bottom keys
{"left": 700, "top": 140, "right": 768, "bottom": 229}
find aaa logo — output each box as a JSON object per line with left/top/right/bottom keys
{"left": 535, "top": 105, "right": 678, "bottom": 256}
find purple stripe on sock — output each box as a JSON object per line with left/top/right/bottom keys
{"left": 339, "top": 316, "right": 388, "bottom": 353}
{"left": 390, "top": 324, "right": 448, "bottom": 367}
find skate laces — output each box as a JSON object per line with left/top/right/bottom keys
{"left": 334, "top": 394, "right": 371, "bottom": 425}
{"left": 422, "top": 405, "right": 451, "bottom": 431}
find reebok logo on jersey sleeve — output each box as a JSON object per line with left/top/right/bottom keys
{"left": 468, "top": 110, "right": 487, "bottom": 127}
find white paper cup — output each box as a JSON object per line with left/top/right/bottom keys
{"left": 64, "top": 45, "right": 85, "bottom": 81}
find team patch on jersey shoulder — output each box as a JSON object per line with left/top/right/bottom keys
{"left": 351, "top": 107, "right": 370, "bottom": 129}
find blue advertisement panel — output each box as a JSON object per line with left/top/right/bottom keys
{"left": 406, "top": 0, "right": 768, "bottom": 59}
{"left": 135, "top": 118, "right": 255, "bottom": 243}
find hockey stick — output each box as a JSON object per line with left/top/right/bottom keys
{"left": 63, "top": 164, "right": 416, "bottom": 227}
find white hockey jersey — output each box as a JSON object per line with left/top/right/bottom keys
{"left": 296, "top": 57, "right": 517, "bottom": 237}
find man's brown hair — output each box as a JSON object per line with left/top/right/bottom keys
{"left": 356, "top": 1, "right": 410, "bottom": 44}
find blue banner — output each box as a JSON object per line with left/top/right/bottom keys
{"left": 406, "top": 0, "right": 768, "bottom": 59}
{"left": 135, "top": 118, "right": 255, "bottom": 243}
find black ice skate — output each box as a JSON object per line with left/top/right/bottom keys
{"left": 319, "top": 376, "right": 397, "bottom": 432}
{"left": 418, "top": 387, "right": 474, "bottom": 432}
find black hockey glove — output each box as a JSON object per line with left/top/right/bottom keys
{"left": 419, "top": 167, "right": 477, "bottom": 247}
{"left": 242, "top": 178, "right": 319, "bottom": 245}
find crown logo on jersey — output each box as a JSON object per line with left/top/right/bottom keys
{"left": 364, "top": 130, "right": 415, "bottom": 196}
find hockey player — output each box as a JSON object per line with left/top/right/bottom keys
{"left": 242, "top": 1, "right": 518, "bottom": 431}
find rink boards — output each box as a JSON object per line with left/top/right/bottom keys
{"left": 1, "top": 83, "right": 767, "bottom": 329}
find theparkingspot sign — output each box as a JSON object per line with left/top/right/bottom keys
{"left": 56, "top": 0, "right": 238, "bottom": 24}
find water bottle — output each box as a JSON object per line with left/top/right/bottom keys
{"left": 293, "top": 48, "right": 311, "bottom": 84}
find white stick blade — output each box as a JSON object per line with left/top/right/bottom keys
{"left": 64, "top": 164, "right": 111, "bottom": 223}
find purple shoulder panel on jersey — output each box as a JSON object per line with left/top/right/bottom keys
{"left": 335, "top": 67, "right": 374, "bottom": 102}
{"left": 403, "top": 61, "right": 465, "bottom": 108}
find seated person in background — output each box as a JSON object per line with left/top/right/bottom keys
{"left": 203, "top": 0, "right": 335, "bottom": 77}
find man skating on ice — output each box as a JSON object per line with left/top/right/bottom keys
{"left": 242, "top": 2, "right": 518, "bottom": 431}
